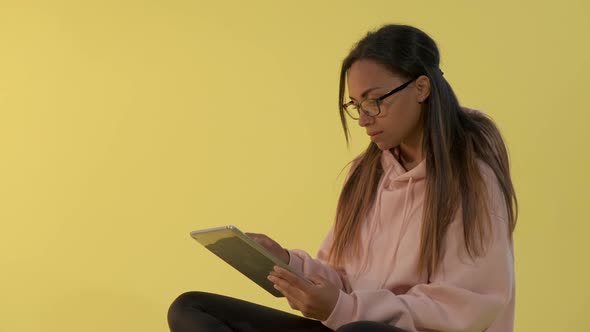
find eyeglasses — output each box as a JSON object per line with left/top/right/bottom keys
{"left": 342, "top": 78, "right": 416, "bottom": 120}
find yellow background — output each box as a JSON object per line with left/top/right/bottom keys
{"left": 1, "top": 1, "right": 588, "bottom": 331}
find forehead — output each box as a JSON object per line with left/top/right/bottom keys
{"left": 347, "top": 59, "right": 400, "bottom": 95}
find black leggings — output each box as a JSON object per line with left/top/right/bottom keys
{"left": 167, "top": 291, "right": 408, "bottom": 332}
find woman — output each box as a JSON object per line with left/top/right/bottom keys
{"left": 168, "top": 24, "right": 517, "bottom": 332}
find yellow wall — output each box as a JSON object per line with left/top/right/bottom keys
{"left": 1, "top": 1, "right": 588, "bottom": 331}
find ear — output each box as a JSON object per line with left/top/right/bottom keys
{"left": 415, "top": 75, "right": 431, "bottom": 104}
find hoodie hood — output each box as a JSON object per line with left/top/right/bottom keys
{"left": 381, "top": 147, "right": 426, "bottom": 188}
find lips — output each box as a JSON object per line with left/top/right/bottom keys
{"left": 368, "top": 131, "right": 383, "bottom": 137}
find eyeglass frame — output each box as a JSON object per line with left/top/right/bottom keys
{"left": 342, "top": 77, "right": 417, "bottom": 120}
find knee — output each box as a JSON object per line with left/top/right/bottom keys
{"left": 167, "top": 291, "right": 204, "bottom": 328}
{"left": 336, "top": 321, "right": 374, "bottom": 332}
{"left": 336, "top": 321, "right": 402, "bottom": 332}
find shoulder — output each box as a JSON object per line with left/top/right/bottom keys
{"left": 475, "top": 159, "right": 509, "bottom": 223}
{"left": 461, "top": 105, "right": 485, "bottom": 116}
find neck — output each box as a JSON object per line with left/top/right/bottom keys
{"left": 397, "top": 127, "right": 424, "bottom": 171}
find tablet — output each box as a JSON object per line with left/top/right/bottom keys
{"left": 190, "top": 225, "right": 310, "bottom": 297}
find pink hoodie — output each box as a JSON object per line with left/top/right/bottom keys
{"left": 288, "top": 147, "right": 515, "bottom": 332}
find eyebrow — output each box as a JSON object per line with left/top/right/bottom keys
{"left": 348, "top": 86, "right": 382, "bottom": 101}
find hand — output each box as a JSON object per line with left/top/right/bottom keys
{"left": 245, "top": 232, "right": 290, "bottom": 264}
{"left": 267, "top": 265, "right": 340, "bottom": 321}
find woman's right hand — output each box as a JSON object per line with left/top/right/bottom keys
{"left": 245, "top": 232, "right": 290, "bottom": 264}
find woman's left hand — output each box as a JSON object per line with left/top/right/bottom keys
{"left": 267, "top": 266, "right": 340, "bottom": 321}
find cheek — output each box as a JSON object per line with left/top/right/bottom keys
{"left": 381, "top": 101, "right": 419, "bottom": 138}
{"left": 401, "top": 106, "right": 421, "bottom": 130}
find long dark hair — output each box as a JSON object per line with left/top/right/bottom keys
{"left": 330, "top": 24, "right": 518, "bottom": 276}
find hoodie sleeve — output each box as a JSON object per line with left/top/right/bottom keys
{"left": 321, "top": 163, "right": 515, "bottom": 332}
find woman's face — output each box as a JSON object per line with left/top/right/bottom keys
{"left": 346, "top": 59, "right": 429, "bottom": 151}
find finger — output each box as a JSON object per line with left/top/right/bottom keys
{"left": 269, "top": 274, "right": 320, "bottom": 319}
{"left": 268, "top": 273, "right": 307, "bottom": 303}
{"left": 301, "top": 310, "right": 315, "bottom": 319}
{"left": 268, "top": 273, "right": 297, "bottom": 293}
{"left": 273, "top": 266, "right": 313, "bottom": 292}
{"left": 245, "top": 232, "right": 258, "bottom": 240}
{"left": 247, "top": 232, "right": 269, "bottom": 240}
{"left": 273, "top": 280, "right": 305, "bottom": 311}
{"left": 287, "top": 298, "right": 299, "bottom": 310}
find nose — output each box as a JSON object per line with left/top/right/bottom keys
{"left": 358, "top": 110, "right": 373, "bottom": 127}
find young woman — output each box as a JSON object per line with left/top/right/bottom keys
{"left": 168, "top": 24, "right": 517, "bottom": 332}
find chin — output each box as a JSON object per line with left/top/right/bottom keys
{"left": 374, "top": 141, "right": 395, "bottom": 151}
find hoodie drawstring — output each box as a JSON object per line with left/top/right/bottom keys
{"left": 401, "top": 177, "right": 414, "bottom": 233}
{"left": 357, "top": 165, "right": 396, "bottom": 275}
{"left": 379, "top": 176, "right": 415, "bottom": 288}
